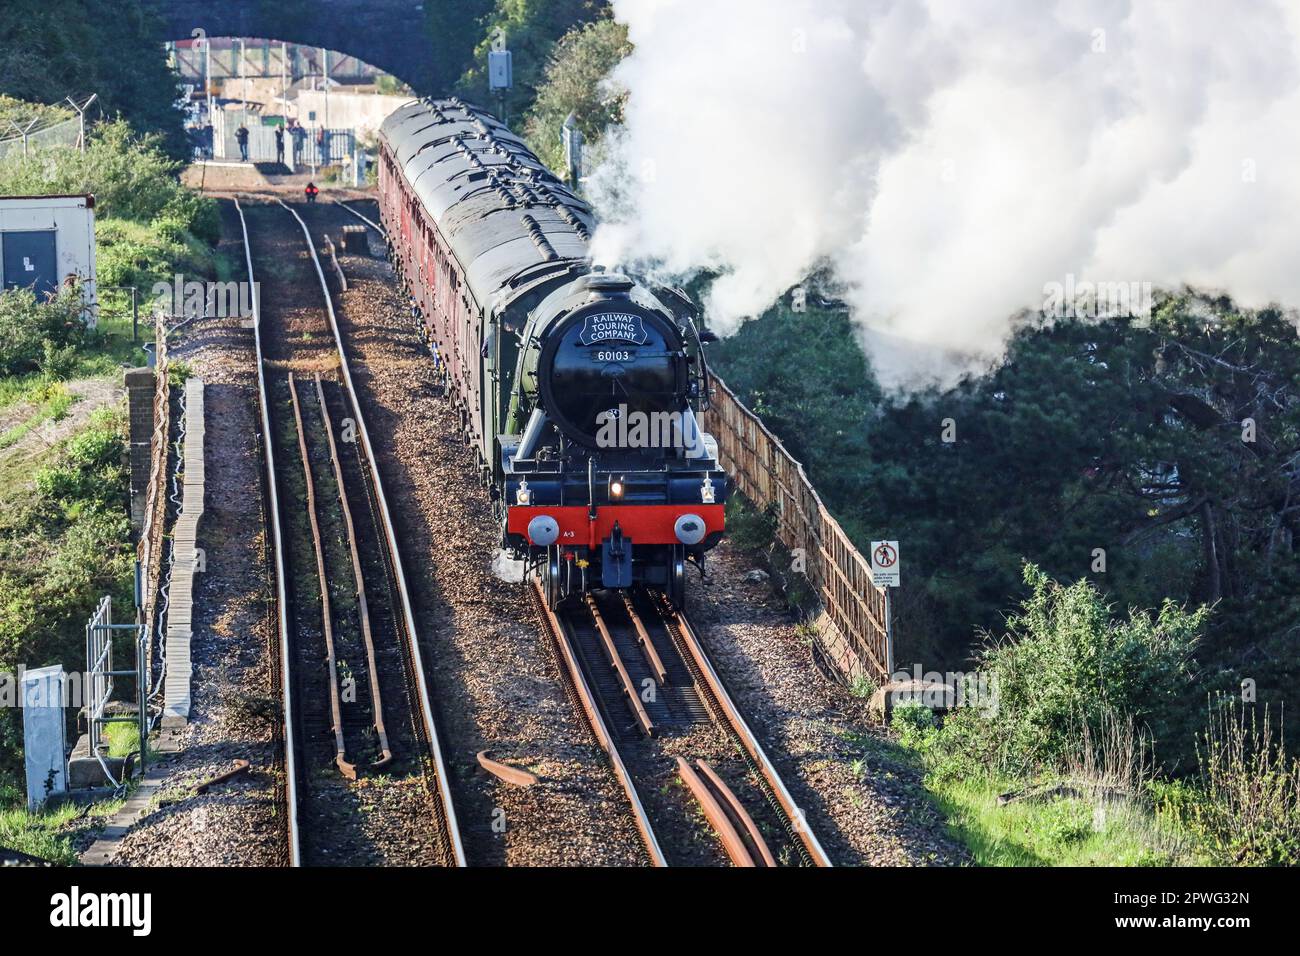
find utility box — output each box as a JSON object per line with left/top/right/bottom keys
{"left": 21, "top": 666, "right": 68, "bottom": 811}
{"left": 488, "top": 49, "right": 513, "bottom": 91}
{"left": 0, "top": 194, "right": 97, "bottom": 324}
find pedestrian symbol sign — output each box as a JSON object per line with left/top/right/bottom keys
{"left": 870, "top": 540, "right": 899, "bottom": 587}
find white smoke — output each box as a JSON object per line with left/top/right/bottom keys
{"left": 589, "top": 0, "right": 1300, "bottom": 388}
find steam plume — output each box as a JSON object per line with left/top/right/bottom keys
{"left": 589, "top": 0, "right": 1300, "bottom": 387}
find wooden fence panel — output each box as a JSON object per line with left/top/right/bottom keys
{"left": 703, "top": 377, "right": 892, "bottom": 681}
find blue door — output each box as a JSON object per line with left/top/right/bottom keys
{"left": 2, "top": 230, "right": 59, "bottom": 297}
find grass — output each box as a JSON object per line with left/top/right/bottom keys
{"left": 929, "top": 775, "right": 1203, "bottom": 866}
{"left": 103, "top": 719, "right": 143, "bottom": 759}
{"left": 0, "top": 381, "right": 75, "bottom": 449}
{"left": 0, "top": 785, "right": 125, "bottom": 865}
{"left": 863, "top": 704, "right": 1205, "bottom": 866}
{"left": 0, "top": 308, "right": 146, "bottom": 418}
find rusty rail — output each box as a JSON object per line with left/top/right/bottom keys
{"left": 476, "top": 750, "right": 539, "bottom": 788}
{"left": 530, "top": 579, "right": 667, "bottom": 866}
{"left": 622, "top": 593, "right": 668, "bottom": 685}
{"left": 675, "top": 756, "right": 758, "bottom": 867}
{"left": 289, "top": 373, "right": 355, "bottom": 780}
{"left": 662, "top": 600, "right": 833, "bottom": 867}
{"left": 702, "top": 376, "right": 892, "bottom": 680}
{"left": 586, "top": 594, "right": 655, "bottom": 737}
{"left": 234, "top": 198, "right": 301, "bottom": 866}
{"left": 314, "top": 373, "right": 392, "bottom": 769}
{"left": 695, "top": 758, "right": 777, "bottom": 867}
{"left": 279, "top": 199, "right": 465, "bottom": 866}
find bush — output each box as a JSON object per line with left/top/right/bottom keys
{"left": 974, "top": 564, "right": 1205, "bottom": 775}
{"left": 95, "top": 218, "right": 190, "bottom": 292}
{"left": 38, "top": 339, "right": 80, "bottom": 381}
{"left": 0, "top": 119, "right": 219, "bottom": 260}
{"left": 892, "top": 700, "right": 938, "bottom": 749}
{"left": 725, "top": 497, "right": 778, "bottom": 554}
{"left": 524, "top": 18, "right": 632, "bottom": 171}
{"left": 0, "top": 288, "right": 87, "bottom": 376}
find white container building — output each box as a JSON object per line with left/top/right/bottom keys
{"left": 0, "top": 194, "right": 98, "bottom": 324}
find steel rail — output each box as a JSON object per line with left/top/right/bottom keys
{"left": 622, "top": 593, "right": 669, "bottom": 685}
{"left": 278, "top": 199, "right": 466, "bottom": 867}
{"left": 289, "top": 373, "right": 355, "bottom": 780}
{"left": 665, "top": 604, "right": 834, "bottom": 867}
{"left": 675, "top": 756, "right": 756, "bottom": 867}
{"left": 585, "top": 594, "right": 655, "bottom": 736}
{"left": 234, "top": 198, "right": 300, "bottom": 867}
{"left": 695, "top": 758, "right": 777, "bottom": 867}
{"left": 332, "top": 198, "right": 386, "bottom": 238}
{"left": 530, "top": 579, "right": 667, "bottom": 866}
{"left": 476, "top": 750, "right": 539, "bottom": 788}
{"left": 315, "top": 373, "right": 392, "bottom": 769}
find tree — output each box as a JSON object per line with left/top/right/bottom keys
{"left": 425, "top": 0, "right": 497, "bottom": 95}
{"left": 523, "top": 18, "right": 630, "bottom": 171}
{"left": 0, "top": 0, "right": 185, "bottom": 156}
{"left": 710, "top": 291, "right": 1300, "bottom": 731}
{"left": 455, "top": 0, "right": 607, "bottom": 122}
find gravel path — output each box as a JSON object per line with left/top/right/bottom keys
{"left": 689, "top": 540, "right": 969, "bottom": 865}
{"left": 299, "top": 199, "right": 646, "bottom": 866}
{"left": 112, "top": 201, "right": 284, "bottom": 866}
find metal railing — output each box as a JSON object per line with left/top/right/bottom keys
{"left": 702, "top": 376, "right": 892, "bottom": 681}
{"left": 85, "top": 596, "right": 148, "bottom": 786}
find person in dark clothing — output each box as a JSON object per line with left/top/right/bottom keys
{"left": 305, "top": 181, "right": 319, "bottom": 204}
{"left": 236, "top": 124, "right": 250, "bottom": 162}
{"left": 290, "top": 121, "right": 306, "bottom": 165}
{"left": 274, "top": 126, "right": 285, "bottom": 166}
{"left": 316, "top": 126, "right": 327, "bottom": 163}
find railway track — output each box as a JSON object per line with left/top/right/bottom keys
{"left": 235, "top": 197, "right": 464, "bottom": 867}
{"left": 322, "top": 197, "right": 831, "bottom": 867}
{"left": 533, "top": 582, "right": 833, "bottom": 867}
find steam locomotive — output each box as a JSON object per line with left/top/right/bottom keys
{"left": 377, "top": 98, "right": 728, "bottom": 608}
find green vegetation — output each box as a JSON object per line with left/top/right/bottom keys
{"left": 0, "top": 784, "right": 124, "bottom": 864}
{"left": 0, "top": 289, "right": 87, "bottom": 378}
{"left": 522, "top": 18, "right": 631, "bottom": 172}
{"left": 0, "top": 102, "right": 219, "bottom": 804}
{"left": 0, "top": 0, "right": 186, "bottom": 156}
{"left": 453, "top": 0, "right": 608, "bottom": 119}
{"left": 1154, "top": 701, "right": 1300, "bottom": 866}
{"left": 0, "top": 408, "right": 134, "bottom": 789}
{"left": 0, "top": 119, "right": 219, "bottom": 248}
{"left": 712, "top": 292, "right": 1300, "bottom": 748}
{"left": 0, "top": 94, "right": 73, "bottom": 128}
{"left": 929, "top": 775, "right": 1195, "bottom": 867}
{"left": 879, "top": 565, "right": 1298, "bottom": 865}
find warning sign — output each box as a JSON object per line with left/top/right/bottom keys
{"left": 870, "top": 540, "right": 900, "bottom": 587}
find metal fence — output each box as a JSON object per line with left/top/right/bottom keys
{"left": 0, "top": 116, "right": 81, "bottom": 161}
{"left": 85, "top": 595, "right": 148, "bottom": 786}
{"left": 702, "top": 376, "right": 892, "bottom": 681}
{"left": 211, "top": 107, "right": 355, "bottom": 168}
